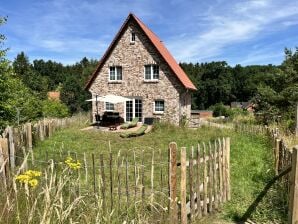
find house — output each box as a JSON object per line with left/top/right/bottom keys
{"left": 191, "top": 110, "right": 213, "bottom": 119}
{"left": 85, "top": 13, "right": 197, "bottom": 125}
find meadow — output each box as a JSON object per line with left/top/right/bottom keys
{"left": 0, "top": 119, "right": 287, "bottom": 223}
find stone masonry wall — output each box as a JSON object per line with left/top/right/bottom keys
{"left": 89, "top": 20, "right": 190, "bottom": 125}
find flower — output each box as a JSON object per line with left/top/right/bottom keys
{"left": 64, "top": 156, "right": 81, "bottom": 170}
{"left": 15, "top": 170, "right": 41, "bottom": 188}
{"left": 15, "top": 174, "right": 30, "bottom": 184}
{"left": 28, "top": 179, "right": 38, "bottom": 188}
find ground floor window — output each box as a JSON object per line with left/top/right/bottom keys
{"left": 105, "top": 102, "right": 115, "bottom": 111}
{"left": 154, "top": 100, "right": 164, "bottom": 113}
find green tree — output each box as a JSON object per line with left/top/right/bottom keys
{"left": 0, "top": 17, "right": 42, "bottom": 131}
{"left": 42, "top": 100, "right": 69, "bottom": 118}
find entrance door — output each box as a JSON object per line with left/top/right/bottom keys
{"left": 125, "top": 98, "right": 142, "bottom": 122}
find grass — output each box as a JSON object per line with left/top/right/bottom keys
{"left": 2, "top": 118, "right": 288, "bottom": 223}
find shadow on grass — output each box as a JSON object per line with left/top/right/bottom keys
{"left": 233, "top": 166, "right": 291, "bottom": 223}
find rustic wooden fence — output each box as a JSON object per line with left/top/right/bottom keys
{"left": 234, "top": 124, "right": 298, "bottom": 224}
{"left": 0, "top": 136, "right": 231, "bottom": 223}
{"left": 169, "top": 138, "right": 230, "bottom": 223}
{"left": 0, "top": 116, "right": 80, "bottom": 182}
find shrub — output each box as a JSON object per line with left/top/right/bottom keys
{"left": 209, "top": 103, "right": 232, "bottom": 117}
{"left": 42, "top": 100, "right": 69, "bottom": 118}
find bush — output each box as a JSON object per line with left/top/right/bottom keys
{"left": 42, "top": 100, "right": 69, "bottom": 118}
{"left": 209, "top": 103, "right": 232, "bottom": 117}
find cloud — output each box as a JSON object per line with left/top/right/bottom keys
{"left": 166, "top": 0, "right": 298, "bottom": 63}
{"left": 2, "top": 0, "right": 298, "bottom": 65}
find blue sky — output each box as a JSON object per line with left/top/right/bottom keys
{"left": 1, "top": 0, "right": 298, "bottom": 66}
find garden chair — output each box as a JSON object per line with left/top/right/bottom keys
{"left": 120, "top": 117, "right": 139, "bottom": 129}
{"left": 120, "top": 124, "right": 148, "bottom": 138}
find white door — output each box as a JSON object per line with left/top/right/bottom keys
{"left": 125, "top": 98, "right": 142, "bottom": 122}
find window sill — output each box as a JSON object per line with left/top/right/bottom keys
{"left": 108, "top": 81, "right": 123, "bottom": 84}
{"left": 153, "top": 112, "right": 164, "bottom": 115}
{"left": 143, "top": 80, "right": 159, "bottom": 83}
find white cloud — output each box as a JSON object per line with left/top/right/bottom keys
{"left": 166, "top": 0, "right": 298, "bottom": 63}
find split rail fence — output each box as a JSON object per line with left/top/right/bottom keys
{"left": 0, "top": 117, "right": 231, "bottom": 223}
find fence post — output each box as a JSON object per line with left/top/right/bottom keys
{"left": 27, "top": 123, "right": 32, "bottom": 150}
{"left": 181, "top": 147, "right": 187, "bottom": 224}
{"left": 289, "top": 146, "right": 298, "bottom": 224}
{"left": 275, "top": 139, "right": 281, "bottom": 175}
{"left": 7, "top": 127, "right": 15, "bottom": 170}
{"left": 169, "top": 142, "right": 178, "bottom": 224}
{"left": 295, "top": 102, "right": 298, "bottom": 137}
{"left": 225, "top": 137, "right": 231, "bottom": 201}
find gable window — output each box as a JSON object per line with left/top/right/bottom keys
{"left": 105, "top": 102, "right": 115, "bottom": 111}
{"left": 109, "top": 66, "right": 122, "bottom": 81}
{"left": 131, "top": 32, "right": 136, "bottom": 43}
{"left": 144, "top": 65, "right": 159, "bottom": 80}
{"left": 154, "top": 100, "right": 164, "bottom": 113}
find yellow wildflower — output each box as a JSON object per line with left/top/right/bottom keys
{"left": 64, "top": 156, "right": 81, "bottom": 170}
{"left": 28, "top": 179, "right": 38, "bottom": 188}
{"left": 15, "top": 170, "right": 41, "bottom": 188}
{"left": 15, "top": 174, "right": 30, "bottom": 184}
{"left": 25, "top": 170, "right": 42, "bottom": 177}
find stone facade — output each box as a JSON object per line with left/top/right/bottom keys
{"left": 89, "top": 20, "right": 191, "bottom": 125}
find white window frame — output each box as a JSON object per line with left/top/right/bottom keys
{"left": 144, "top": 64, "right": 159, "bottom": 81}
{"left": 109, "top": 66, "right": 122, "bottom": 81}
{"left": 130, "top": 32, "right": 136, "bottom": 43}
{"left": 154, "top": 100, "right": 164, "bottom": 114}
{"left": 124, "top": 97, "right": 143, "bottom": 122}
{"left": 105, "top": 102, "right": 115, "bottom": 111}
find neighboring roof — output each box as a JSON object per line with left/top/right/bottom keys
{"left": 85, "top": 13, "right": 197, "bottom": 91}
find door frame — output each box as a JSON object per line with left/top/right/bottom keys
{"left": 124, "top": 97, "right": 142, "bottom": 122}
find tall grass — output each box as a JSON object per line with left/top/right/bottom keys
{"left": 1, "top": 121, "right": 288, "bottom": 223}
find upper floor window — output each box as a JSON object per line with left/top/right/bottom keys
{"left": 131, "top": 32, "right": 136, "bottom": 43}
{"left": 109, "top": 66, "right": 122, "bottom": 81}
{"left": 144, "top": 65, "right": 159, "bottom": 80}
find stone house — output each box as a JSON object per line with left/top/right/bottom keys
{"left": 85, "top": 13, "right": 197, "bottom": 125}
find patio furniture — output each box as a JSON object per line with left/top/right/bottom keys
{"left": 120, "top": 117, "right": 139, "bottom": 129}
{"left": 120, "top": 124, "right": 148, "bottom": 138}
{"left": 102, "top": 112, "right": 120, "bottom": 126}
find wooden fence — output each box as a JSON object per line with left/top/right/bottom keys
{"left": 233, "top": 124, "right": 298, "bottom": 224}
{"left": 268, "top": 128, "right": 298, "bottom": 224}
{"left": 0, "top": 116, "right": 80, "bottom": 182}
{"left": 0, "top": 135, "right": 231, "bottom": 223}
{"left": 169, "top": 138, "right": 230, "bottom": 223}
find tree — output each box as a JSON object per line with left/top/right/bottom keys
{"left": 253, "top": 48, "right": 298, "bottom": 127}
{"left": 0, "top": 17, "right": 42, "bottom": 131}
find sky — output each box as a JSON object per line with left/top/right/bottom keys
{"left": 1, "top": 0, "right": 298, "bottom": 66}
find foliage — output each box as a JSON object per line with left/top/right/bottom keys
{"left": 12, "top": 54, "right": 95, "bottom": 114}
{"left": 253, "top": 48, "right": 298, "bottom": 128}
{"left": 209, "top": 103, "right": 232, "bottom": 117}
{"left": 180, "top": 62, "right": 280, "bottom": 110}
{"left": 42, "top": 99, "right": 69, "bottom": 118}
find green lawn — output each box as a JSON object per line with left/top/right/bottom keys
{"left": 32, "top": 120, "right": 286, "bottom": 223}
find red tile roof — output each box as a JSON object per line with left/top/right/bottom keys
{"left": 85, "top": 13, "right": 197, "bottom": 91}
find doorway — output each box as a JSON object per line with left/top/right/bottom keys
{"left": 125, "top": 98, "right": 142, "bottom": 122}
